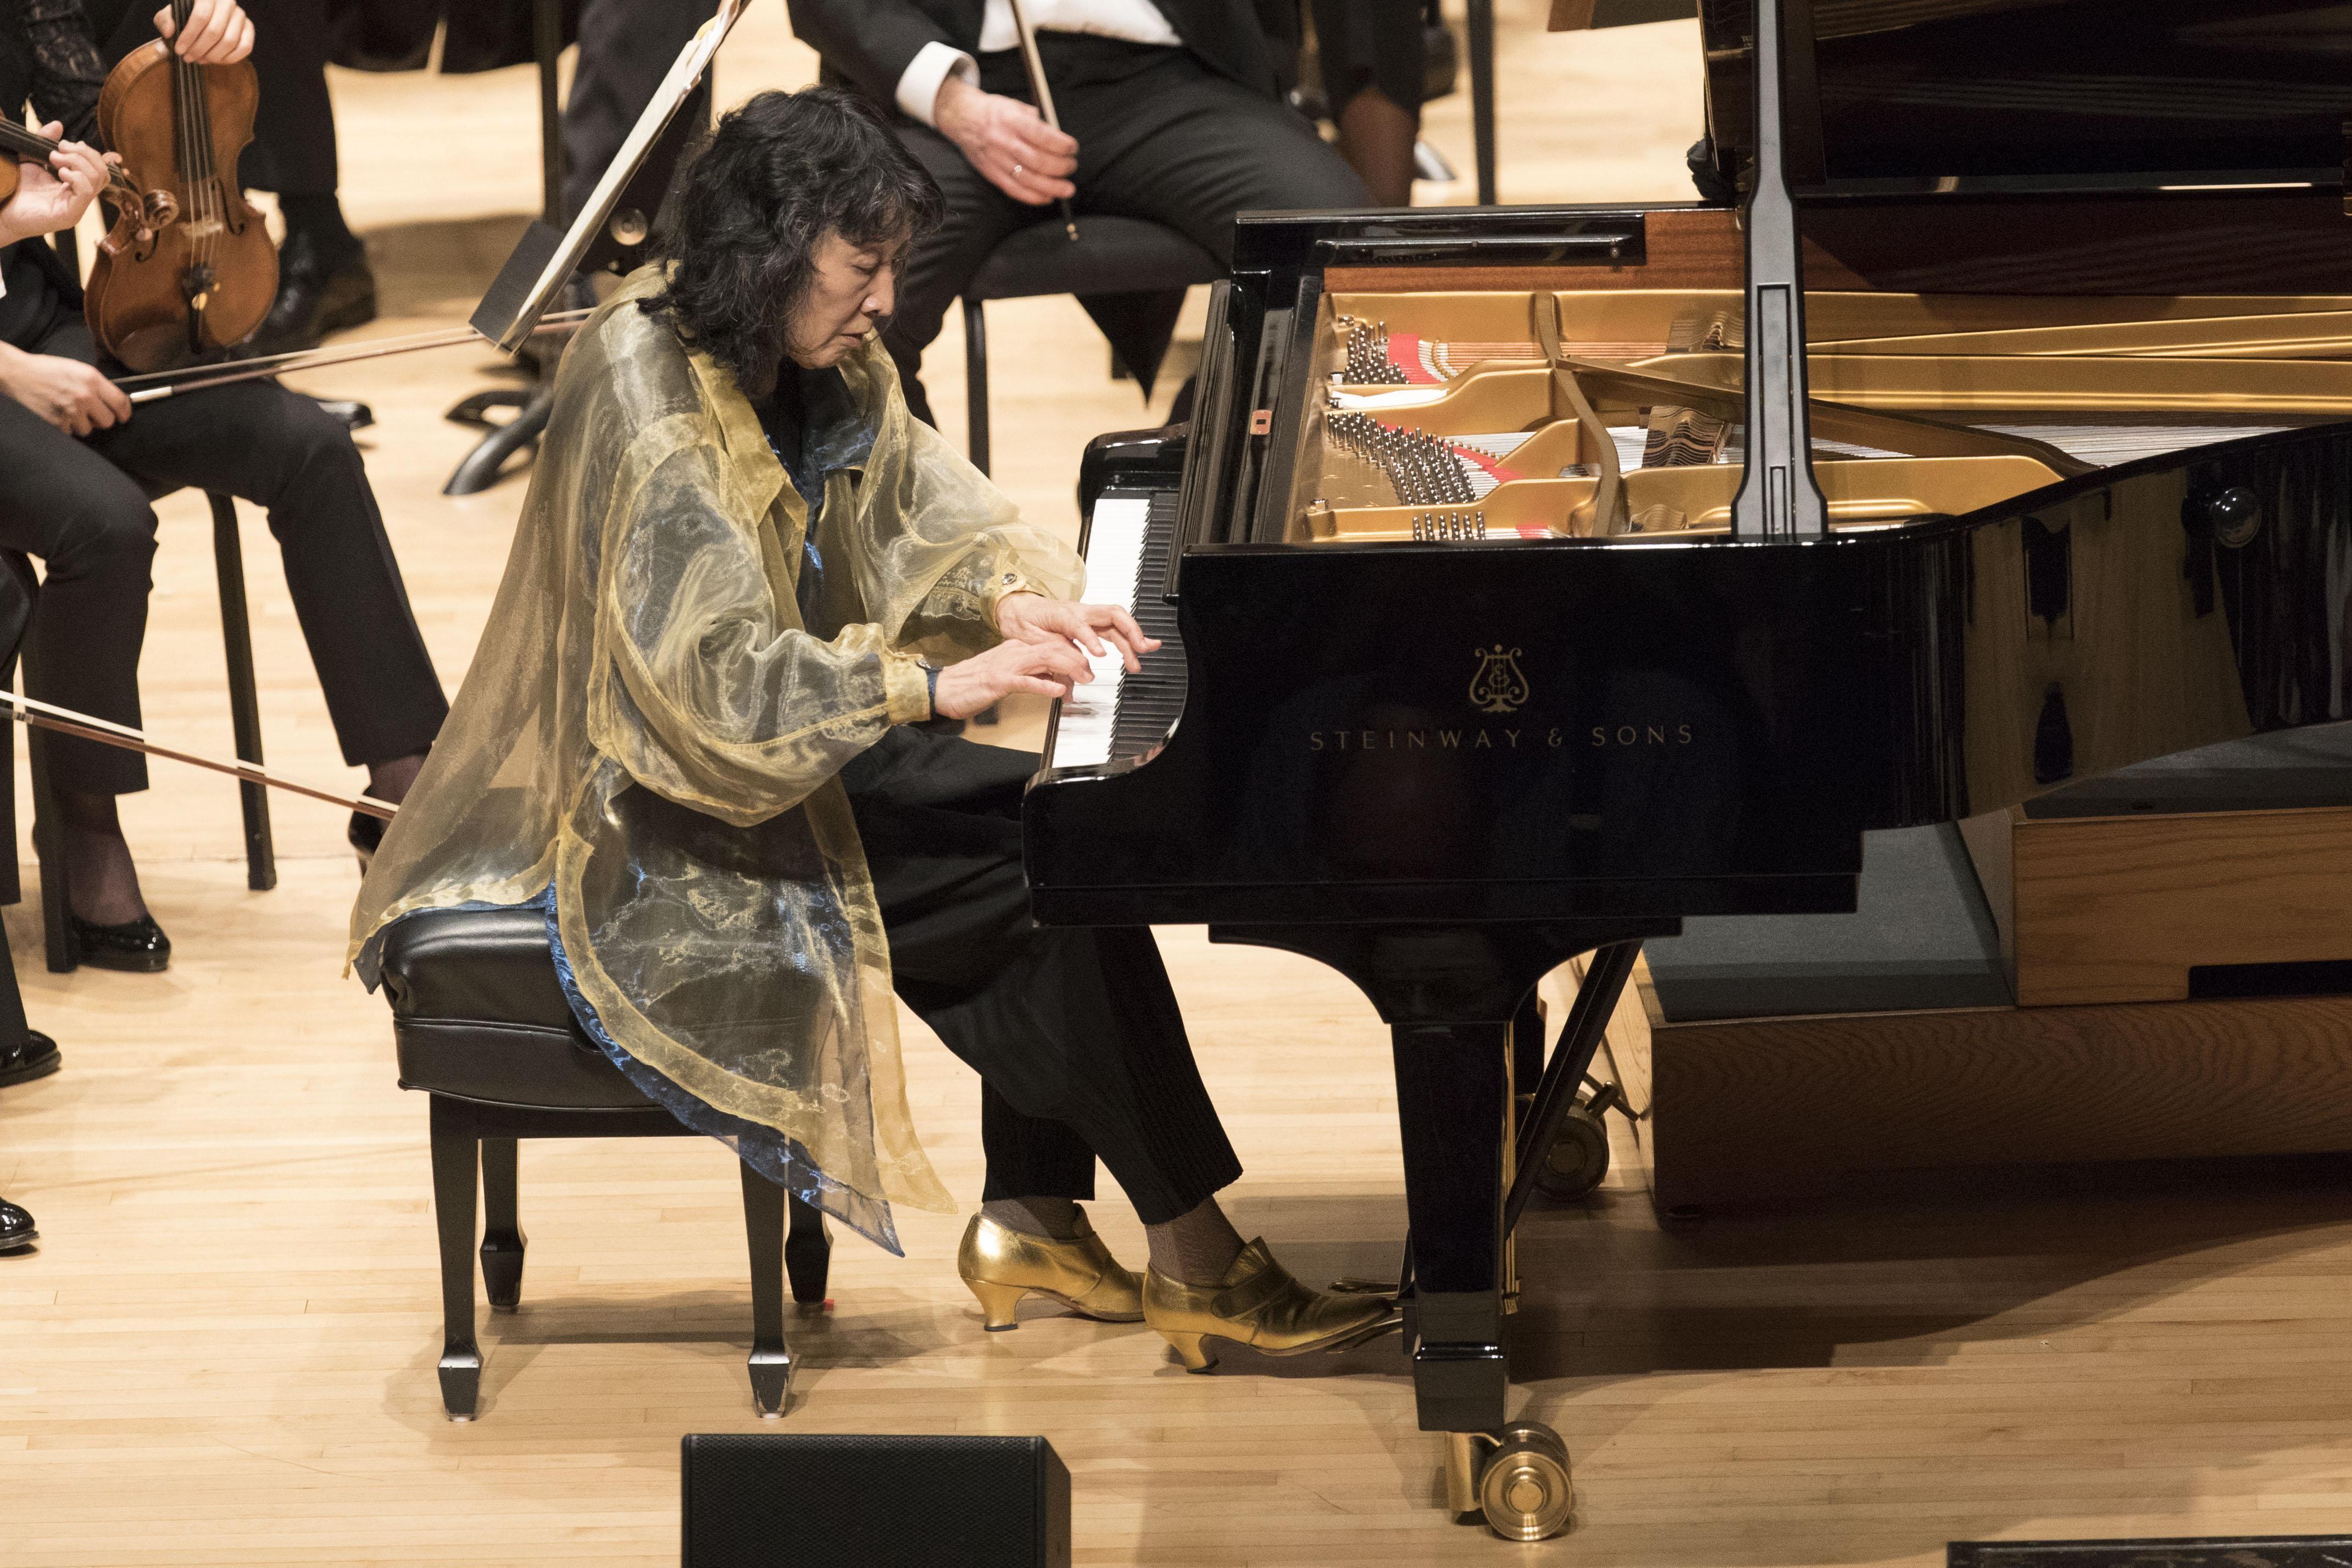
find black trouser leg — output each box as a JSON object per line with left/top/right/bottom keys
{"left": 239, "top": 0, "right": 338, "bottom": 197}
{"left": 881, "top": 125, "right": 1032, "bottom": 430}
{"left": 55, "top": 325, "right": 450, "bottom": 768}
{"left": 0, "top": 390, "right": 155, "bottom": 796}
{"left": 844, "top": 727, "right": 1241, "bottom": 1225}
{"left": 1045, "top": 37, "right": 1372, "bottom": 268}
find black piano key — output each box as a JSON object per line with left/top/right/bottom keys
{"left": 1105, "top": 490, "right": 1189, "bottom": 760}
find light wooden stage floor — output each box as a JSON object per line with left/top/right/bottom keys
{"left": 13, "top": 5, "right": 2352, "bottom": 1564}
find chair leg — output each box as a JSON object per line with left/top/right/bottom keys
{"left": 785, "top": 1196, "right": 831, "bottom": 1306}
{"left": 739, "top": 1160, "right": 792, "bottom": 1418}
{"left": 208, "top": 496, "right": 275, "bottom": 893}
{"left": 963, "top": 297, "right": 990, "bottom": 477}
{"left": 479, "top": 1136, "right": 526, "bottom": 1313}
{"left": 428, "top": 1099, "right": 483, "bottom": 1420}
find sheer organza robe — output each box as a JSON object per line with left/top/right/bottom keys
{"left": 349, "top": 268, "right": 1082, "bottom": 1248}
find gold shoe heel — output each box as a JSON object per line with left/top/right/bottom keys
{"left": 954, "top": 1214, "right": 1146, "bottom": 1332}
{"left": 1159, "top": 1330, "right": 1219, "bottom": 1372}
{"left": 966, "top": 1277, "right": 1029, "bottom": 1331}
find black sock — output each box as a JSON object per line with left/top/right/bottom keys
{"left": 277, "top": 193, "right": 362, "bottom": 267}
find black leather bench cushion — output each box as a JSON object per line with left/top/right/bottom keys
{"left": 376, "top": 907, "right": 652, "bottom": 1111}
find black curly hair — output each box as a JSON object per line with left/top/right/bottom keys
{"left": 639, "top": 86, "right": 944, "bottom": 395}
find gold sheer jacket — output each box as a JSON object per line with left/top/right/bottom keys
{"left": 348, "top": 267, "right": 1083, "bottom": 1232}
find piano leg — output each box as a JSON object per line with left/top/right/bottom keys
{"left": 1391, "top": 1019, "right": 1509, "bottom": 1436}
{"left": 1206, "top": 920, "right": 1671, "bottom": 1541}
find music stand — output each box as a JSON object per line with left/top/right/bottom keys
{"left": 441, "top": 0, "right": 566, "bottom": 496}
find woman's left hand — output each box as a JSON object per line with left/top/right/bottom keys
{"left": 996, "top": 592, "right": 1158, "bottom": 675}
{"left": 154, "top": 0, "right": 254, "bottom": 64}
{"left": 0, "top": 126, "right": 113, "bottom": 246}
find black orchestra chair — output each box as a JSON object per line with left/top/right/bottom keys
{"left": 0, "top": 491, "right": 275, "bottom": 973}
{"left": 374, "top": 905, "right": 833, "bottom": 1421}
{"left": 958, "top": 216, "right": 1221, "bottom": 478}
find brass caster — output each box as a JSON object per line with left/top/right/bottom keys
{"left": 1534, "top": 1102, "right": 1613, "bottom": 1202}
{"left": 1478, "top": 1422, "right": 1573, "bottom": 1542}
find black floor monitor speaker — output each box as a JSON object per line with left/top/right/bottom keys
{"left": 681, "top": 1433, "right": 1071, "bottom": 1568}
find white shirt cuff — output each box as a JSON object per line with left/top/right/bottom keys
{"left": 896, "top": 41, "right": 978, "bottom": 127}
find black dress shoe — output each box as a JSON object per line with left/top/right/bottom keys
{"left": 244, "top": 230, "right": 377, "bottom": 359}
{"left": 0, "top": 1197, "right": 35, "bottom": 1254}
{"left": 68, "top": 913, "right": 170, "bottom": 973}
{"left": 311, "top": 398, "right": 375, "bottom": 431}
{"left": 0, "top": 1030, "right": 59, "bottom": 1089}
{"left": 349, "top": 810, "right": 385, "bottom": 873}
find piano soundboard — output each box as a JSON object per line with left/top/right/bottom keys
{"left": 1042, "top": 488, "right": 1186, "bottom": 771}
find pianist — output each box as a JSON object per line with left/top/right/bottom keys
{"left": 349, "top": 87, "right": 1391, "bottom": 1370}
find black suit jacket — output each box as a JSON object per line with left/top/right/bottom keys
{"left": 785, "top": 0, "right": 1299, "bottom": 108}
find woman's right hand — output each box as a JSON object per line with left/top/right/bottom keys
{"left": 0, "top": 344, "right": 132, "bottom": 437}
{"left": 0, "top": 125, "right": 113, "bottom": 246}
{"left": 929, "top": 637, "right": 1094, "bottom": 721}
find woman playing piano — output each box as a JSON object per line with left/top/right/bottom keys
{"left": 349, "top": 87, "right": 1391, "bottom": 1371}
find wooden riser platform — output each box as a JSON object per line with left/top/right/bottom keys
{"left": 1598, "top": 959, "right": 2352, "bottom": 1214}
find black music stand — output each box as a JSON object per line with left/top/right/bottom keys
{"left": 442, "top": 0, "right": 567, "bottom": 496}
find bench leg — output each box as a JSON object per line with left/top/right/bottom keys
{"left": 479, "top": 1136, "right": 526, "bottom": 1313}
{"left": 785, "top": 1195, "right": 831, "bottom": 1306}
{"left": 429, "top": 1100, "right": 482, "bottom": 1420}
{"left": 739, "top": 1160, "right": 792, "bottom": 1418}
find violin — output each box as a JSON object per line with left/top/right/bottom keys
{"left": 0, "top": 120, "right": 177, "bottom": 254}
{"left": 84, "top": 0, "right": 277, "bottom": 372}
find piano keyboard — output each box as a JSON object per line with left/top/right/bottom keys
{"left": 1045, "top": 488, "right": 1188, "bottom": 770}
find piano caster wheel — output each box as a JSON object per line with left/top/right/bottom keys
{"left": 1444, "top": 1424, "right": 1574, "bottom": 1540}
{"left": 1481, "top": 1424, "right": 1575, "bottom": 1542}
{"left": 1533, "top": 1102, "right": 1612, "bottom": 1202}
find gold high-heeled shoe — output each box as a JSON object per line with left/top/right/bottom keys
{"left": 1143, "top": 1238, "right": 1400, "bottom": 1372}
{"left": 957, "top": 1213, "right": 1145, "bottom": 1331}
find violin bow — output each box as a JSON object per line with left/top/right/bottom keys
{"left": 109, "top": 309, "right": 595, "bottom": 405}
{"left": 0, "top": 689, "right": 394, "bottom": 820}
{"left": 472, "top": 0, "right": 751, "bottom": 354}
{"left": 1004, "top": 0, "right": 1079, "bottom": 242}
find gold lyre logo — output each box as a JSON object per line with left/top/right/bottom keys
{"left": 1468, "top": 644, "right": 1531, "bottom": 715}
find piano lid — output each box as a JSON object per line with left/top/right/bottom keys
{"left": 1692, "top": 0, "right": 2352, "bottom": 196}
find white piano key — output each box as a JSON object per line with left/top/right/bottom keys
{"left": 1048, "top": 494, "right": 1149, "bottom": 770}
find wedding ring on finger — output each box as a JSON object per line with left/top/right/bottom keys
{"left": 1013, "top": 162, "right": 1024, "bottom": 176}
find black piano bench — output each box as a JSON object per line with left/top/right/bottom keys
{"left": 374, "top": 907, "right": 832, "bottom": 1422}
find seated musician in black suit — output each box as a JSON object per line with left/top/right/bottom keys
{"left": 784, "top": 0, "right": 1373, "bottom": 426}
{"left": 350, "top": 88, "right": 1391, "bottom": 1370}
{"left": 0, "top": 0, "right": 447, "bottom": 971}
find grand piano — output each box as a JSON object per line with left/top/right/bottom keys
{"left": 1021, "top": 0, "right": 2352, "bottom": 1541}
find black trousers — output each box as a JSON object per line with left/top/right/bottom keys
{"left": 843, "top": 725, "right": 1240, "bottom": 1225}
{"left": 885, "top": 34, "right": 1372, "bottom": 427}
{"left": 0, "top": 319, "right": 448, "bottom": 793}
{"left": 239, "top": 0, "right": 338, "bottom": 197}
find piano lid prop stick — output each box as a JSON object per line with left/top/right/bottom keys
{"left": 1005, "top": 0, "right": 1079, "bottom": 242}
{"left": 0, "top": 690, "right": 396, "bottom": 820}
{"left": 470, "top": 0, "right": 750, "bottom": 353}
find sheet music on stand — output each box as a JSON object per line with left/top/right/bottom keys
{"left": 469, "top": 0, "right": 750, "bottom": 354}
